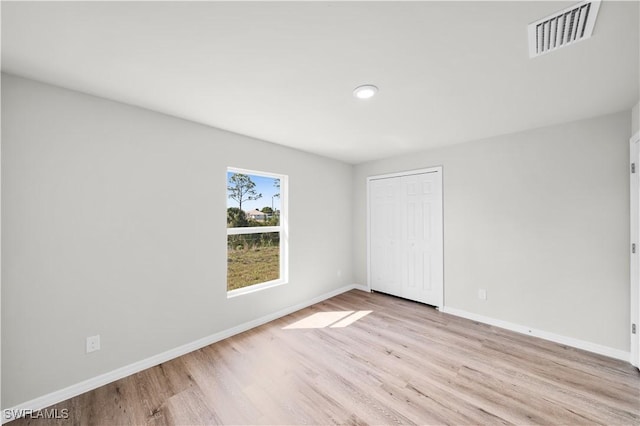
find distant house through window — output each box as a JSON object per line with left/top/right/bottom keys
{"left": 246, "top": 209, "right": 268, "bottom": 222}
{"left": 226, "top": 167, "right": 288, "bottom": 296}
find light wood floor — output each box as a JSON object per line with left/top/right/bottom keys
{"left": 11, "top": 290, "right": 640, "bottom": 425}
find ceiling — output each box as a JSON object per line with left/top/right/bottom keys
{"left": 2, "top": 1, "right": 638, "bottom": 164}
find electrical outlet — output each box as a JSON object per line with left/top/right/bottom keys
{"left": 86, "top": 335, "right": 101, "bottom": 353}
{"left": 478, "top": 289, "right": 487, "bottom": 301}
{"left": 337, "top": 269, "right": 342, "bottom": 278}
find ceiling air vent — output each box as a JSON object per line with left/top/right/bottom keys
{"left": 528, "top": 0, "right": 601, "bottom": 58}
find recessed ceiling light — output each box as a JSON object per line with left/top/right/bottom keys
{"left": 353, "top": 84, "right": 378, "bottom": 99}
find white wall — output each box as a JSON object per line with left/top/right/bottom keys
{"left": 633, "top": 102, "right": 639, "bottom": 135}
{"left": 354, "top": 111, "right": 631, "bottom": 352}
{"left": 1, "top": 74, "right": 353, "bottom": 408}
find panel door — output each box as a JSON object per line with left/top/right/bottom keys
{"left": 369, "top": 169, "right": 443, "bottom": 307}
{"left": 369, "top": 177, "right": 402, "bottom": 296}
{"left": 400, "top": 172, "right": 443, "bottom": 306}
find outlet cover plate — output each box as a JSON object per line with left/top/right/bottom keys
{"left": 86, "top": 335, "right": 100, "bottom": 353}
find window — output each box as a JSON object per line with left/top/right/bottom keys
{"left": 226, "top": 167, "right": 287, "bottom": 296}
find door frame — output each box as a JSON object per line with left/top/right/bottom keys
{"left": 366, "top": 166, "right": 444, "bottom": 309}
{"left": 630, "top": 131, "right": 640, "bottom": 368}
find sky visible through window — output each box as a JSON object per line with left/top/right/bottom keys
{"left": 227, "top": 171, "right": 281, "bottom": 212}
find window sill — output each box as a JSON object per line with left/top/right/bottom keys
{"left": 227, "top": 279, "right": 288, "bottom": 298}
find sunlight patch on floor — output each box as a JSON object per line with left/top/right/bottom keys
{"left": 283, "top": 310, "right": 373, "bottom": 329}
{"left": 330, "top": 310, "right": 372, "bottom": 328}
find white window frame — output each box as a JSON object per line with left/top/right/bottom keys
{"left": 226, "top": 167, "right": 288, "bottom": 298}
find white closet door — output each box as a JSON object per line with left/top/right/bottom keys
{"left": 630, "top": 133, "right": 639, "bottom": 369}
{"left": 369, "top": 177, "right": 402, "bottom": 296}
{"left": 369, "top": 168, "right": 443, "bottom": 307}
{"left": 400, "top": 172, "right": 443, "bottom": 306}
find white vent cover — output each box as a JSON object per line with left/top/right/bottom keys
{"left": 528, "top": 0, "right": 601, "bottom": 58}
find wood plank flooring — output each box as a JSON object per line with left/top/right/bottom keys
{"left": 10, "top": 290, "right": 640, "bottom": 425}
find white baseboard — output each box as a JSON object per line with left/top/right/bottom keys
{"left": 351, "top": 283, "right": 370, "bottom": 292}
{"left": 441, "top": 306, "right": 630, "bottom": 362}
{"left": 2, "top": 284, "right": 363, "bottom": 423}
